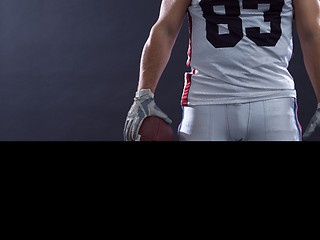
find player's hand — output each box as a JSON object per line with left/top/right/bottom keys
{"left": 124, "top": 89, "right": 172, "bottom": 141}
{"left": 303, "top": 103, "right": 320, "bottom": 140}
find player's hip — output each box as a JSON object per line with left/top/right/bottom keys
{"left": 178, "top": 97, "right": 302, "bottom": 141}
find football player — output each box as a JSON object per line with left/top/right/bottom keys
{"left": 124, "top": 0, "right": 320, "bottom": 141}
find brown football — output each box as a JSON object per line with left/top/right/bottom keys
{"left": 138, "top": 116, "right": 174, "bottom": 141}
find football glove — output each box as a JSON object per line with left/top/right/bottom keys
{"left": 303, "top": 103, "right": 320, "bottom": 139}
{"left": 124, "top": 89, "right": 172, "bottom": 141}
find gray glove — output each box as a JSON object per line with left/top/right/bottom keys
{"left": 124, "top": 89, "right": 172, "bottom": 141}
{"left": 303, "top": 103, "right": 320, "bottom": 139}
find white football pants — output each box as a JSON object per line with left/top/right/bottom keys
{"left": 178, "top": 98, "right": 302, "bottom": 141}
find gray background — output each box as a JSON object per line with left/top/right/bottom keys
{"left": 0, "top": 0, "right": 318, "bottom": 141}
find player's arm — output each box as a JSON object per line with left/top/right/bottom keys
{"left": 138, "top": 0, "right": 191, "bottom": 92}
{"left": 293, "top": 0, "right": 320, "bottom": 138}
{"left": 294, "top": 0, "right": 320, "bottom": 102}
{"left": 124, "top": 0, "right": 191, "bottom": 141}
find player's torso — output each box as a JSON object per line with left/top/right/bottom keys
{"left": 182, "top": 0, "right": 296, "bottom": 106}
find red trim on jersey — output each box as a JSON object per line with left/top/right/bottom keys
{"left": 181, "top": 69, "right": 195, "bottom": 106}
{"left": 187, "top": 11, "right": 192, "bottom": 67}
{"left": 181, "top": 73, "right": 192, "bottom": 106}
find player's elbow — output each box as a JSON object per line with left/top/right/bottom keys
{"left": 148, "top": 21, "right": 178, "bottom": 47}
{"left": 297, "top": 22, "right": 320, "bottom": 44}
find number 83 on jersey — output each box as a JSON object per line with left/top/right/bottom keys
{"left": 199, "top": 0, "right": 285, "bottom": 48}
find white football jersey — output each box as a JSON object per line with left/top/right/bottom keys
{"left": 181, "top": 0, "right": 296, "bottom": 106}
